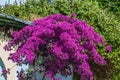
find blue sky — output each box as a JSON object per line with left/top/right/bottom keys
{"left": 0, "top": 0, "right": 26, "bottom": 6}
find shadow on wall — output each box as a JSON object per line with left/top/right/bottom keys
{"left": 17, "top": 64, "right": 73, "bottom": 80}
{"left": 0, "top": 58, "right": 7, "bottom": 80}
{"left": 35, "top": 72, "right": 73, "bottom": 80}
{"left": 35, "top": 65, "right": 73, "bottom": 80}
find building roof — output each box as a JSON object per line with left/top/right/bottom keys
{"left": 0, "top": 12, "right": 33, "bottom": 28}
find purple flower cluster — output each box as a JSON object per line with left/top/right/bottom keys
{"left": 2, "top": 68, "right": 10, "bottom": 78}
{"left": 107, "top": 45, "right": 112, "bottom": 52}
{"left": 4, "top": 14, "right": 111, "bottom": 80}
{"left": 17, "top": 69, "right": 25, "bottom": 80}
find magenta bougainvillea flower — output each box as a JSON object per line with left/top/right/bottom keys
{"left": 107, "top": 45, "right": 112, "bottom": 52}
{"left": 2, "top": 68, "right": 10, "bottom": 78}
{"left": 4, "top": 14, "right": 111, "bottom": 80}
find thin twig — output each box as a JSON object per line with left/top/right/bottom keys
{"left": 33, "top": 59, "right": 36, "bottom": 80}
{"left": 42, "top": 73, "right": 45, "bottom": 80}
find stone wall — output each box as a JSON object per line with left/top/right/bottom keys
{"left": 0, "top": 39, "right": 17, "bottom": 80}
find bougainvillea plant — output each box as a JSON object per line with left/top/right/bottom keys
{"left": 3, "top": 14, "right": 112, "bottom": 80}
